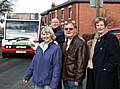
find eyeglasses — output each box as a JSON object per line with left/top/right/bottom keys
{"left": 65, "top": 28, "right": 74, "bottom": 31}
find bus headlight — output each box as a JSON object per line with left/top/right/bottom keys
{"left": 6, "top": 46, "right": 8, "bottom": 48}
{"left": 9, "top": 46, "right": 11, "bottom": 48}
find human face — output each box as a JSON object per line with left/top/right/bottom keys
{"left": 51, "top": 18, "right": 60, "bottom": 29}
{"left": 42, "top": 32, "right": 52, "bottom": 43}
{"left": 96, "top": 21, "right": 106, "bottom": 34}
{"left": 64, "top": 23, "right": 76, "bottom": 39}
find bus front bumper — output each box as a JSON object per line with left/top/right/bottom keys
{"left": 1, "top": 47, "right": 35, "bottom": 55}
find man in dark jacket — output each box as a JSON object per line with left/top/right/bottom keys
{"left": 51, "top": 18, "right": 65, "bottom": 89}
{"left": 62, "top": 22, "right": 88, "bottom": 89}
{"left": 51, "top": 18, "right": 65, "bottom": 48}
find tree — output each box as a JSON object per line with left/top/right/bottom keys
{"left": 0, "top": 0, "right": 13, "bottom": 13}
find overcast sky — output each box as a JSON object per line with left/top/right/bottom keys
{"left": 14, "top": 0, "right": 67, "bottom": 13}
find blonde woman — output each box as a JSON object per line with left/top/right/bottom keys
{"left": 23, "top": 26, "right": 62, "bottom": 89}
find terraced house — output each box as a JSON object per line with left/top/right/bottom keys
{"left": 40, "top": 0, "right": 120, "bottom": 36}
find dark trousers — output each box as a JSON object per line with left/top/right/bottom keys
{"left": 58, "top": 79, "right": 62, "bottom": 89}
{"left": 86, "top": 68, "right": 94, "bottom": 89}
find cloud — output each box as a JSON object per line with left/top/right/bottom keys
{"left": 14, "top": 0, "right": 67, "bottom": 13}
{"left": 15, "top": 0, "right": 52, "bottom": 13}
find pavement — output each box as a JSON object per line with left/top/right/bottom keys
{"left": 12, "top": 80, "right": 34, "bottom": 89}
{"left": 0, "top": 51, "right": 9, "bottom": 64}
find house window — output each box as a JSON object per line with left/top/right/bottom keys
{"left": 61, "top": 8, "right": 64, "bottom": 20}
{"left": 45, "top": 16, "right": 47, "bottom": 24}
{"left": 55, "top": 10, "right": 57, "bottom": 18}
{"left": 49, "top": 13, "right": 51, "bottom": 21}
{"left": 61, "top": 10, "right": 64, "bottom": 20}
{"left": 68, "top": 6, "right": 72, "bottom": 19}
{"left": 52, "top": 12, "right": 55, "bottom": 19}
{"left": 51, "top": 11, "right": 55, "bottom": 19}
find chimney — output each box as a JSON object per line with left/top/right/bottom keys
{"left": 51, "top": 2, "right": 55, "bottom": 8}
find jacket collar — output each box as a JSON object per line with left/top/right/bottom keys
{"left": 94, "top": 31, "right": 109, "bottom": 55}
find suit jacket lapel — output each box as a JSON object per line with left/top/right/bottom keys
{"left": 94, "top": 32, "right": 109, "bottom": 57}
{"left": 94, "top": 38, "right": 105, "bottom": 55}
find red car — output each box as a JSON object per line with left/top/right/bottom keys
{"left": 109, "top": 28, "right": 120, "bottom": 44}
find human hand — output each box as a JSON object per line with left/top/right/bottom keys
{"left": 22, "top": 79, "right": 28, "bottom": 84}
{"left": 49, "top": 87, "right": 54, "bottom": 89}
{"left": 74, "top": 81, "right": 80, "bottom": 86}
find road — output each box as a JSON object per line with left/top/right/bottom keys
{"left": 0, "top": 57, "right": 34, "bottom": 89}
{"left": 0, "top": 53, "right": 87, "bottom": 89}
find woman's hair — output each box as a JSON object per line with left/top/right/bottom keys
{"left": 94, "top": 17, "right": 107, "bottom": 27}
{"left": 41, "top": 26, "right": 56, "bottom": 40}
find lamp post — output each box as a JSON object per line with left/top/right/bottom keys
{"left": 96, "top": 0, "right": 100, "bottom": 17}
{"left": 90, "top": 0, "right": 103, "bottom": 17}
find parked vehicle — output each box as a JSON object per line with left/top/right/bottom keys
{"left": 109, "top": 28, "right": 120, "bottom": 44}
{"left": 2, "top": 13, "right": 41, "bottom": 58}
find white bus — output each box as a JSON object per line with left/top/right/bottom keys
{"left": 2, "top": 13, "right": 40, "bottom": 57}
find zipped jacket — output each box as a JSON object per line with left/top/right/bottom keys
{"left": 24, "top": 42, "right": 62, "bottom": 88}
{"left": 62, "top": 35, "right": 88, "bottom": 82}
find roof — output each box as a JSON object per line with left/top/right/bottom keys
{"left": 41, "top": 0, "right": 120, "bottom": 16}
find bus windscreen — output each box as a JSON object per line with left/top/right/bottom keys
{"left": 5, "top": 21, "right": 39, "bottom": 40}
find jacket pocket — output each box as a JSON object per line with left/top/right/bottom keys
{"left": 66, "top": 56, "right": 76, "bottom": 65}
{"left": 66, "top": 63, "right": 75, "bottom": 76}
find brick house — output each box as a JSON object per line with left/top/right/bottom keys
{"left": 40, "top": 0, "right": 120, "bottom": 36}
